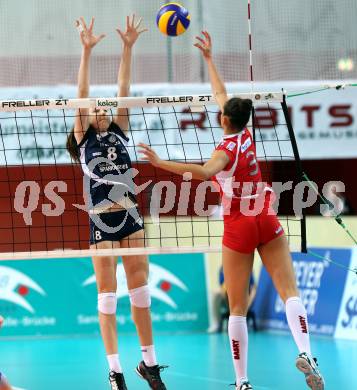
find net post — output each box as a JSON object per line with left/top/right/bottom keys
{"left": 281, "top": 95, "right": 307, "bottom": 253}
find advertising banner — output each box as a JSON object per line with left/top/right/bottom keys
{"left": 253, "top": 248, "right": 352, "bottom": 336}
{"left": 0, "top": 253, "right": 209, "bottom": 337}
{"left": 0, "top": 81, "right": 356, "bottom": 164}
{"left": 335, "top": 247, "right": 357, "bottom": 339}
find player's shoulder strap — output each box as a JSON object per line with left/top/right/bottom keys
{"left": 109, "top": 122, "right": 129, "bottom": 143}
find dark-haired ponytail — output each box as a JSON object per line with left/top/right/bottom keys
{"left": 66, "top": 129, "right": 80, "bottom": 163}
{"left": 223, "top": 97, "right": 253, "bottom": 131}
{"left": 241, "top": 98, "right": 253, "bottom": 111}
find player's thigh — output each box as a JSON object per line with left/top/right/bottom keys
{"left": 91, "top": 240, "right": 119, "bottom": 292}
{"left": 258, "top": 234, "right": 298, "bottom": 302}
{"left": 222, "top": 244, "right": 254, "bottom": 316}
{"left": 121, "top": 230, "right": 149, "bottom": 289}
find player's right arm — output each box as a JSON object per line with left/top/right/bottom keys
{"left": 194, "top": 31, "right": 228, "bottom": 112}
{"left": 74, "top": 17, "right": 105, "bottom": 144}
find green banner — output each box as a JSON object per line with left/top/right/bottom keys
{"left": 0, "top": 253, "right": 208, "bottom": 337}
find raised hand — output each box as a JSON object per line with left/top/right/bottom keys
{"left": 194, "top": 31, "right": 212, "bottom": 60}
{"left": 138, "top": 143, "right": 162, "bottom": 168}
{"left": 116, "top": 14, "right": 147, "bottom": 48}
{"left": 76, "top": 17, "right": 106, "bottom": 49}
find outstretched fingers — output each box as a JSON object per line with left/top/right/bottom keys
{"left": 135, "top": 17, "right": 147, "bottom": 34}
{"left": 88, "top": 17, "right": 95, "bottom": 32}
{"left": 135, "top": 17, "right": 142, "bottom": 29}
{"left": 194, "top": 43, "right": 204, "bottom": 52}
{"left": 138, "top": 144, "right": 154, "bottom": 158}
{"left": 138, "top": 27, "right": 148, "bottom": 35}
{"left": 195, "top": 36, "right": 206, "bottom": 45}
{"left": 79, "top": 17, "right": 88, "bottom": 31}
{"left": 202, "top": 30, "right": 211, "bottom": 43}
{"left": 97, "top": 33, "right": 106, "bottom": 42}
{"left": 116, "top": 28, "right": 125, "bottom": 39}
{"left": 138, "top": 143, "right": 151, "bottom": 151}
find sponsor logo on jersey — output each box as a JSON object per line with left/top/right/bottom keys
{"left": 275, "top": 226, "right": 283, "bottom": 235}
{"left": 241, "top": 137, "right": 252, "bottom": 153}
{"left": 92, "top": 152, "right": 102, "bottom": 157}
{"left": 226, "top": 141, "right": 236, "bottom": 151}
{"left": 108, "top": 135, "right": 117, "bottom": 144}
{"left": 0, "top": 266, "right": 46, "bottom": 313}
{"left": 98, "top": 163, "right": 129, "bottom": 173}
{"left": 83, "top": 263, "right": 188, "bottom": 309}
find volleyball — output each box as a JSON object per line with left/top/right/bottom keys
{"left": 156, "top": 3, "right": 190, "bottom": 37}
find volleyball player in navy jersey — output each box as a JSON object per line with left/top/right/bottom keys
{"left": 66, "top": 16, "right": 166, "bottom": 390}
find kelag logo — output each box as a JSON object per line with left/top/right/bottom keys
{"left": 83, "top": 263, "right": 188, "bottom": 309}
{"left": 0, "top": 266, "right": 46, "bottom": 313}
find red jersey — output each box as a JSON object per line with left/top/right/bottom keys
{"left": 214, "top": 129, "right": 271, "bottom": 213}
{"left": 213, "top": 129, "right": 283, "bottom": 253}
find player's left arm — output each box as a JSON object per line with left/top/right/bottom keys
{"left": 114, "top": 15, "right": 147, "bottom": 132}
{"left": 138, "top": 143, "right": 229, "bottom": 180}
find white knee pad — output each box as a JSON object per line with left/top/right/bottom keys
{"left": 129, "top": 285, "right": 151, "bottom": 308}
{"left": 98, "top": 292, "right": 117, "bottom": 315}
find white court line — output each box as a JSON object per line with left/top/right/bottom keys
{"left": 13, "top": 387, "right": 27, "bottom": 390}
{"left": 166, "top": 370, "right": 271, "bottom": 389}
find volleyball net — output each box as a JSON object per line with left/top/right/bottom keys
{"left": 0, "top": 93, "right": 306, "bottom": 259}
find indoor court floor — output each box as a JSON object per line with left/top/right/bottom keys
{"left": 1, "top": 331, "right": 355, "bottom": 390}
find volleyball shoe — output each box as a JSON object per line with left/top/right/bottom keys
{"left": 109, "top": 371, "right": 127, "bottom": 390}
{"left": 296, "top": 352, "right": 325, "bottom": 390}
{"left": 135, "top": 361, "right": 167, "bottom": 390}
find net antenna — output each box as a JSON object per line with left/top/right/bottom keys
{"left": 0, "top": 92, "right": 304, "bottom": 260}
{"left": 247, "top": 0, "right": 254, "bottom": 92}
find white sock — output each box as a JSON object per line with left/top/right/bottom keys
{"left": 228, "top": 316, "right": 248, "bottom": 384}
{"left": 285, "top": 296, "right": 312, "bottom": 355}
{"left": 141, "top": 345, "right": 157, "bottom": 367}
{"left": 107, "top": 354, "right": 122, "bottom": 373}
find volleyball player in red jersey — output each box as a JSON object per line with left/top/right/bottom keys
{"left": 139, "top": 31, "right": 324, "bottom": 390}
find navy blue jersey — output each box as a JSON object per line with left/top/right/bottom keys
{"left": 77, "top": 122, "right": 137, "bottom": 211}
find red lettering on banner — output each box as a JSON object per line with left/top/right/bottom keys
{"left": 180, "top": 109, "right": 207, "bottom": 131}
{"left": 301, "top": 106, "right": 320, "bottom": 128}
{"left": 329, "top": 105, "right": 353, "bottom": 127}
{"left": 254, "top": 107, "right": 278, "bottom": 129}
